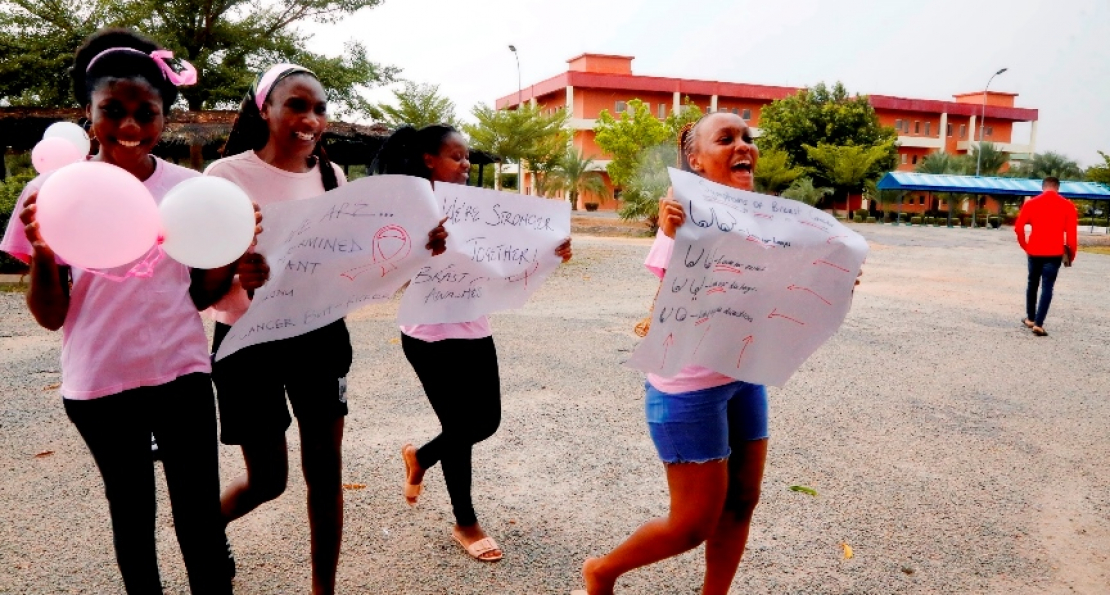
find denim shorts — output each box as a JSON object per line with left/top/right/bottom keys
{"left": 645, "top": 380, "right": 769, "bottom": 464}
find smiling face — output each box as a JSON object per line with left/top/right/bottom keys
{"left": 424, "top": 132, "right": 470, "bottom": 185}
{"left": 260, "top": 74, "right": 328, "bottom": 162}
{"left": 686, "top": 112, "right": 759, "bottom": 191}
{"left": 85, "top": 78, "right": 165, "bottom": 172}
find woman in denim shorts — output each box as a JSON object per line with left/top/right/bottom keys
{"left": 580, "top": 112, "right": 774, "bottom": 595}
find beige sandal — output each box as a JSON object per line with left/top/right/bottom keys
{"left": 452, "top": 533, "right": 503, "bottom": 562}
{"left": 401, "top": 444, "right": 422, "bottom": 506}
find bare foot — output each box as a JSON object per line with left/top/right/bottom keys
{"left": 401, "top": 444, "right": 424, "bottom": 505}
{"left": 453, "top": 523, "right": 503, "bottom": 561}
{"left": 582, "top": 557, "right": 616, "bottom": 595}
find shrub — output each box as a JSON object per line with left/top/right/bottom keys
{"left": 854, "top": 208, "right": 868, "bottom": 220}
{"left": 853, "top": 215, "right": 864, "bottom": 223}
{"left": 0, "top": 172, "right": 34, "bottom": 274}
{"left": 1079, "top": 217, "right": 1096, "bottom": 226}
{"left": 866, "top": 216, "right": 876, "bottom": 223}
{"left": 883, "top": 211, "right": 894, "bottom": 223}
{"left": 910, "top": 216, "right": 923, "bottom": 225}
{"left": 584, "top": 202, "right": 600, "bottom": 212}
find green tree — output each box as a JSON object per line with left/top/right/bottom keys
{"left": 781, "top": 177, "right": 832, "bottom": 206}
{"left": 754, "top": 148, "right": 806, "bottom": 194}
{"left": 1012, "top": 151, "right": 1085, "bottom": 180}
{"left": 757, "top": 82, "right": 898, "bottom": 186}
{"left": 1087, "top": 151, "right": 1110, "bottom": 186}
{"left": 377, "top": 81, "right": 457, "bottom": 129}
{"left": 967, "top": 141, "right": 1009, "bottom": 176}
{"left": 804, "top": 142, "right": 894, "bottom": 218}
{"left": 1, "top": 0, "right": 396, "bottom": 113}
{"left": 551, "top": 148, "right": 608, "bottom": 211}
{"left": 916, "top": 152, "right": 968, "bottom": 227}
{"left": 463, "top": 103, "right": 568, "bottom": 191}
{"left": 595, "top": 98, "right": 702, "bottom": 228}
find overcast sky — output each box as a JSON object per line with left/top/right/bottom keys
{"left": 302, "top": 0, "right": 1110, "bottom": 166}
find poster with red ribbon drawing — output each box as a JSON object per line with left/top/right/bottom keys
{"left": 625, "top": 168, "right": 869, "bottom": 387}
{"left": 215, "top": 175, "right": 440, "bottom": 360}
{"left": 396, "top": 182, "right": 571, "bottom": 325}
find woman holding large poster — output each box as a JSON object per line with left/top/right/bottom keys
{"left": 578, "top": 112, "right": 770, "bottom": 595}
{"left": 373, "top": 125, "right": 571, "bottom": 562}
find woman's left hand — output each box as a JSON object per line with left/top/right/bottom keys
{"left": 427, "top": 217, "right": 449, "bottom": 256}
{"left": 249, "top": 202, "right": 263, "bottom": 247}
{"left": 555, "top": 238, "right": 572, "bottom": 263}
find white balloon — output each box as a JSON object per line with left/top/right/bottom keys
{"left": 43, "top": 122, "right": 91, "bottom": 156}
{"left": 159, "top": 177, "right": 256, "bottom": 269}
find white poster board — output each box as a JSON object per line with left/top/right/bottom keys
{"left": 396, "top": 182, "right": 571, "bottom": 325}
{"left": 625, "top": 168, "right": 869, "bottom": 387}
{"left": 215, "top": 175, "right": 440, "bottom": 360}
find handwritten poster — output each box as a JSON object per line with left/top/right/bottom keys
{"left": 396, "top": 182, "right": 571, "bottom": 325}
{"left": 625, "top": 168, "right": 869, "bottom": 387}
{"left": 215, "top": 175, "right": 440, "bottom": 360}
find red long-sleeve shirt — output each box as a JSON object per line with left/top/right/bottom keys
{"left": 1015, "top": 190, "right": 1078, "bottom": 260}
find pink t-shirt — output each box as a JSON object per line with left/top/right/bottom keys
{"left": 400, "top": 317, "right": 492, "bottom": 343}
{"left": 203, "top": 151, "right": 346, "bottom": 325}
{"left": 643, "top": 229, "right": 736, "bottom": 394}
{"left": 1, "top": 159, "right": 211, "bottom": 399}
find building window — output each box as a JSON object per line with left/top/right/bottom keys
{"left": 912, "top": 155, "right": 918, "bottom": 165}
{"left": 742, "top": 108, "right": 751, "bottom": 120}
{"left": 901, "top": 154, "right": 907, "bottom": 164}
{"left": 947, "top": 123, "right": 953, "bottom": 137}
{"left": 615, "top": 100, "right": 627, "bottom": 113}
{"left": 895, "top": 119, "right": 902, "bottom": 132}
{"left": 959, "top": 124, "right": 967, "bottom": 138}
{"left": 914, "top": 121, "right": 920, "bottom": 134}
{"left": 658, "top": 104, "right": 667, "bottom": 119}
{"left": 925, "top": 122, "right": 931, "bottom": 136}
{"left": 985, "top": 126, "right": 994, "bottom": 137}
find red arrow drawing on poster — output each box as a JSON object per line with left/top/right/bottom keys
{"left": 768, "top": 308, "right": 805, "bottom": 325}
{"left": 660, "top": 333, "right": 675, "bottom": 369}
{"left": 800, "top": 221, "right": 828, "bottom": 231}
{"left": 787, "top": 284, "right": 832, "bottom": 305}
{"left": 736, "top": 335, "right": 754, "bottom": 367}
{"left": 694, "top": 324, "right": 712, "bottom": 355}
{"left": 813, "top": 259, "right": 850, "bottom": 272}
{"left": 826, "top": 235, "right": 849, "bottom": 244}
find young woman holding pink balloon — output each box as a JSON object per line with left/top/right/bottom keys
{"left": 0, "top": 28, "right": 264, "bottom": 594}
{"left": 204, "top": 64, "right": 448, "bottom": 595}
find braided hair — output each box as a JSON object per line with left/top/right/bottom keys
{"left": 677, "top": 117, "right": 707, "bottom": 173}
{"left": 221, "top": 69, "right": 339, "bottom": 191}
{"left": 72, "top": 28, "right": 179, "bottom": 112}
{"left": 371, "top": 124, "right": 460, "bottom": 180}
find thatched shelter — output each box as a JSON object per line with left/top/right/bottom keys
{"left": 1, "top": 107, "right": 498, "bottom": 180}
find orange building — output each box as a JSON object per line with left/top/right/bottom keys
{"left": 494, "top": 54, "right": 1039, "bottom": 212}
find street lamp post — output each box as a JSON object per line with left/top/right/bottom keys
{"left": 973, "top": 67, "right": 1007, "bottom": 228}
{"left": 509, "top": 44, "right": 523, "bottom": 193}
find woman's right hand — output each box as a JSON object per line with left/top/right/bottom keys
{"left": 659, "top": 188, "right": 685, "bottom": 239}
{"left": 19, "top": 192, "right": 55, "bottom": 259}
{"left": 426, "top": 217, "right": 449, "bottom": 256}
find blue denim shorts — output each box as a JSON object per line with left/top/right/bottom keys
{"left": 645, "top": 380, "right": 769, "bottom": 464}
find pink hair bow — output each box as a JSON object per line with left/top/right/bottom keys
{"left": 151, "top": 50, "right": 197, "bottom": 87}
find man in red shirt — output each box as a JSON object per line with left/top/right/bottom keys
{"left": 1014, "top": 177, "right": 1078, "bottom": 336}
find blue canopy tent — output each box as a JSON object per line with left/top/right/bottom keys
{"left": 876, "top": 172, "right": 1110, "bottom": 228}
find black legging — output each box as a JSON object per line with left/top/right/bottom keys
{"left": 402, "top": 334, "right": 501, "bottom": 527}
{"left": 63, "top": 373, "right": 230, "bottom": 595}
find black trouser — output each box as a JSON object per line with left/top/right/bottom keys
{"left": 402, "top": 334, "right": 501, "bottom": 527}
{"left": 1026, "top": 255, "right": 1063, "bottom": 327}
{"left": 64, "top": 373, "right": 231, "bottom": 595}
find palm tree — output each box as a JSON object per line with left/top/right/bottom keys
{"left": 552, "top": 148, "right": 608, "bottom": 211}
{"left": 753, "top": 148, "right": 806, "bottom": 195}
{"left": 916, "top": 152, "right": 966, "bottom": 227}
{"left": 1013, "top": 151, "right": 1085, "bottom": 181}
{"left": 781, "top": 177, "right": 832, "bottom": 206}
{"left": 967, "top": 141, "right": 1008, "bottom": 176}
{"left": 804, "top": 142, "right": 892, "bottom": 218}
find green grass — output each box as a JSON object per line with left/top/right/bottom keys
{"left": 0, "top": 281, "right": 27, "bottom": 293}
{"left": 1078, "top": 246, "right": 1110, "bottom": 256}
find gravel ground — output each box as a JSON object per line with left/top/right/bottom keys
{"left": 1, "top": 226, "right": 1109, "bottom": 594}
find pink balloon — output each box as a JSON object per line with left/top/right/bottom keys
{"left": 32, "top": 137, "right": 84, "bottom": 174}
{"left": 36, "top": 162, "right": 161, "bottom": 270}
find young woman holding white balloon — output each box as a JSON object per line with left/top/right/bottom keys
{"left": 0, "top": 28, "right": 265, "bottom": 594}
{"left": 203, "top": 63, "right": 448, "bottom": 595}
